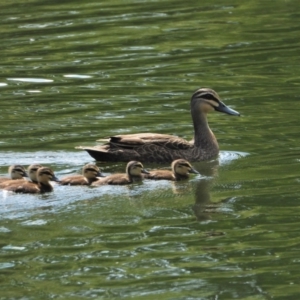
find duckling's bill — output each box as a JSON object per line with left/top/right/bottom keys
{"left": 189, "top": 167, "right": 200, "bottom": 174}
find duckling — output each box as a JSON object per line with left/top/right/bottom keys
{"left": 59, "top": 164, "right": 104, "bottom": 185}
{"left": 144, "top": 159, "right": 199, "bottom": 181}
{"left": 0, "top": 163, "right": 43, "bottom": 189}
{"left": 0, "top": 165, "right": 28, "bottom": 183}
{"left": 91, "top": 161, "right": 149, "bottom": 186}
{"left": 77, "top": 88, "right": 240, "bottom": 163}
{"left": 28, "top": 164, "right": 43, "bottom": 183}
{"left": 2, "top": 167, "right": 59, "bottom": 194}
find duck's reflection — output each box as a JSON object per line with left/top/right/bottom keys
{"left": 191, "top": 159, "right": 219, "bottom": 221}
{"left": 95, "top": 158, "right": 220, "bottom": 222}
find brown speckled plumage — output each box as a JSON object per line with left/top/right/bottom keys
{"left": 77, "top": 88, "right": 240, "bottom": 163}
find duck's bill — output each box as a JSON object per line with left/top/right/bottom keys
{"left": 142, "top": 169, "right": 150, "bottom": 175}
{"left": 189, "top": 167, "right": 200, "bottom": 175}
{"left": 52, "top": 175, "right": 60, "bottom": 182}
{"left": 216, "top": 102, "right": 240, "bottom": 116}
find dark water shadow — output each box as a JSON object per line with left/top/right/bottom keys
{"left": 191, "top": 151, "right": 248, "bottom": 221}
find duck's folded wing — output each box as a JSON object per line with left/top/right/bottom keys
{"left": 107, "top": 133, "right": 192, "bottom": 150}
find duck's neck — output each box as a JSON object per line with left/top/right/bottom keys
{"left": 192, "top": 112, "right": 219, "bottom": 151}
{"left": 175, "top": 173, "right": 189, "bottom": 181}
{"left": 39, "top": 182, "right": 53, "bottom": 193}
{"left": 87, "top": 177, "right": 97, "bottom": 184}
{"left": 129, "top": 174, "right": 143, "bottom": 183}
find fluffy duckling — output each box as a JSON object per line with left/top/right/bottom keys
{"left": 2, "top": 167, "right": 59, "bottom": 194}
{"left": 28, "top": 164, "right": 43, "bottom": 183}
{"left": 91, "top": 161, "right": 149, "bottom": 186}
{"left": 0, "top": 165, "right": 28, "bottom": 183}
{"left": 0, "top": 164, "right": 42, "bottom": 188}
{"left": 59, "top": 164, "right": 103, "bottom": 185}
{"left": 144, "top": 159, "right": 199, "bottom": 181}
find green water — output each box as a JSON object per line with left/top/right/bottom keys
{"left": 1, "top": 0, "right": 300, "bottom": 299}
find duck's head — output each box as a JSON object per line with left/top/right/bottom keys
{"left": 28, "top": 164, "right": 43, "bottom": 182}
{"left": 172, "top": 159, "right": 199, "bottom": 176}
{"left": 82, "top": 164, "right": 104, "bottom": 179}
{"left": 9, "top": 165, "right": 28, "bottom": 179}
{"left": 126, "top": 161, "right": 150, "bottom": 176}
{"left": 37, "top": 167, "right": 59, "bottom": 184}
{"left": 191, "top": 88, "right": 240, "bottom": 116}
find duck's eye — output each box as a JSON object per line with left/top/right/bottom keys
{"left": 202, "top": 93, "right": 218, "bottom": 101}
{"left": 41, "top": 171, "right": 52, "bottom": 176}
{"left": 180, "top": 164, "right": 190, "bottom": 168}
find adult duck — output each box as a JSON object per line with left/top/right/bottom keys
{"left": 77, "top": 88, "right": 240, "bottom": 163}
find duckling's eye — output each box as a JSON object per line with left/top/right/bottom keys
{"left": 30, "top": 168, "right": 38, "bottom": 172}
{"left": 41, "top": 171, "right": 52, "bottom": 176}
{"left": 86, "top": 168, "right": 96, "bottom": 172}
{"left": 180, "top": 164, "right": 190, "bottom": 168}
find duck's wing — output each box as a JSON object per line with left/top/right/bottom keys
{"left": 0, "top": 179, "right": 26, "bottom": 188}
{"left": 59, "top": 175, "right": 88, "bottom": 186}
{"left": 92, "top": 174, "right": 129, "bottom": 185}
{"left": 107, "top": 133, "right": 192, "bottom": 150}
{"left": 3, "top": 182, "right": 39, "bottom": 194}
{"left": 144, "top": 170, "right": 175, "bottom": 180}
{"left": 77, "top": 133, "right": 193, "bottom": 163}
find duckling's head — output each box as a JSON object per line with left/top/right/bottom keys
{"left": 172, "top": 159, "right": 199, "bottom": 176}
{"left": 126, "top": 161, "right": 149, "bottom": 176}
{"left": 82, "top": 164, "right": 103, "bottom": 179}
{"left": 28, "top": 164, "right": 43, "bottom": 182}
{"left": 8, "top": 165, "right": 28, "bottom": 179}
{"left": 36, "top": 167, "right": 59, "bottom": 184}
{"left": 191, "top": 88, "right": 240, "bottom": 116}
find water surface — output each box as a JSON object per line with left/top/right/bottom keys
{"left": 1, "top": 1, "right": 300, "bottom": 299}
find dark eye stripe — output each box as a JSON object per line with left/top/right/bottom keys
{"left": 201, "top": 93, "right": 219, "bottom": 101}
{"left": 179, "top": 163, "right": 191, "bottom": 168}
{"left": 193, "top": 91, "right": 219, "bottom": 102}
{"left": 85, "top": 168, "right": 97, "bottom": 172}
{"left": 40, "top": 171, "right": 53, "bottom": 176}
